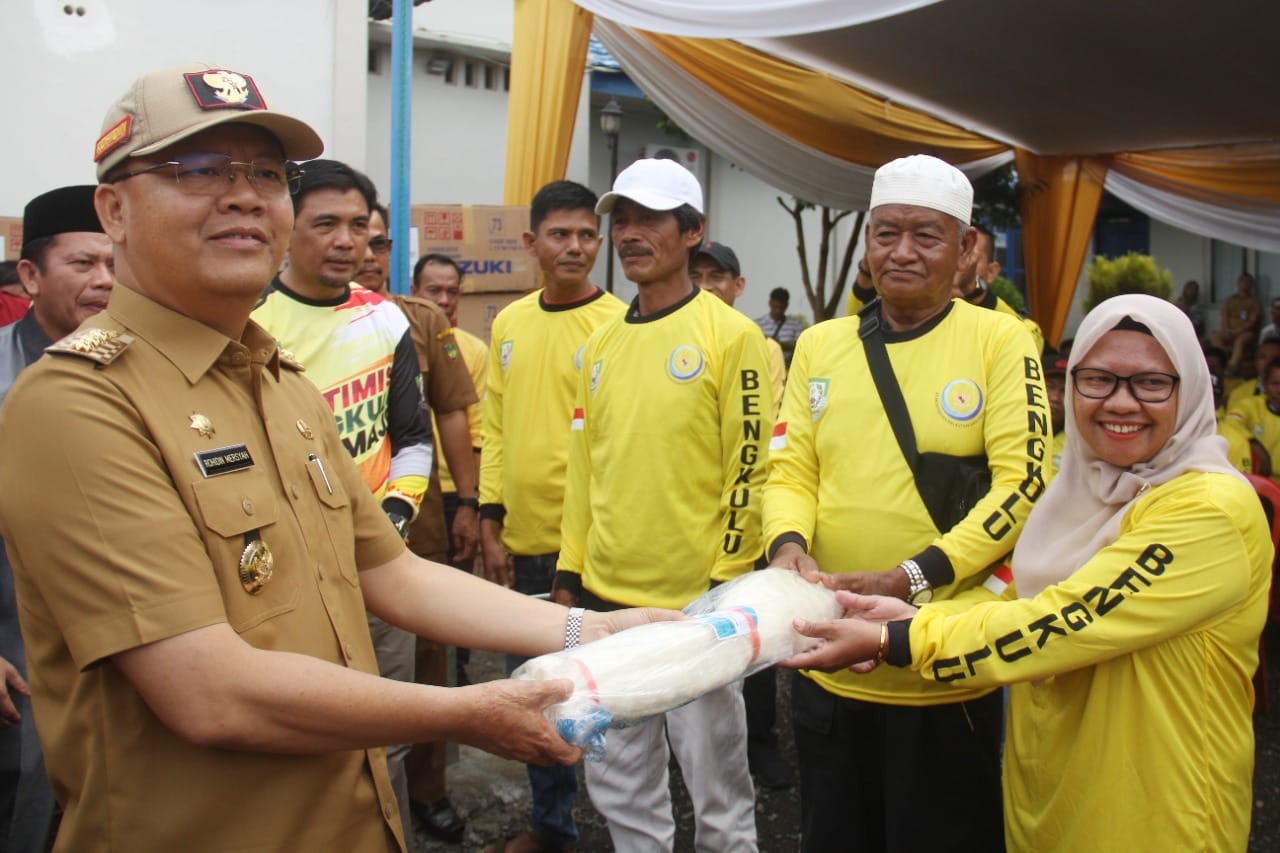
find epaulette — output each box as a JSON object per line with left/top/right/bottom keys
{"left": 45, "top": 328, "right": 134, "bottom": 366}
{"left": 277, "top": 346, "right": 305, "bottom": 372}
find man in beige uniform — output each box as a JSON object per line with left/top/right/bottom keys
{"left": 0, "top": 63, "right": 667, "bottom": 853}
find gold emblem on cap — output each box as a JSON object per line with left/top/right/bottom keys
{"left": 203, "top": 70, "right": 250, "bottom": 104}
{"left": 189, "top": 413, "right": 215, "bottom": 438}
{"left": 296, "top": 419, "right": 314, "bottom": 440}
{"left": 238, "top": 539, "right": 274, "bottom": 595}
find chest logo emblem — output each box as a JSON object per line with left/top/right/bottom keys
{"left": 239, "top": 536, "right": 274, "bottom": 595}
{"left": 668, "top": 345, "right": 704, "bottom": 382}
{"left": 938, "top": 378, "right": 984, "bottom": 423}
{"left": 296, "top": 419, "right": 314, "bottom": 440}
{"left": 189, "top": 413, "right": 215, "bottom": 438}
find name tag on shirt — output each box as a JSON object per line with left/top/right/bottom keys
{"left": 195, "top": 444, "right": 255, "bottom": 478}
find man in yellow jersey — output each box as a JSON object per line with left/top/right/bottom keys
{"left": 0, "top": 62, "right": 673, "bottom": 853}
{"left": 690, "top": 240, "right": 786, "bottom": 411}
{"left": 554, "top": 159, "right": 772, "bottom": 851}
{"left": 477, "top": 180, "right": 625, "bottom": 853}
{"left": 953, "top": 222, "right": 1045, "bottom": 354}
{"left": 766, "top": 154, "right": 1048, "bottom": 852}
{"left": 413, "top": 253, "right": 484, "bottom": 573}
{"left": 689, "top": 239, "right": 790, "bottom": 789}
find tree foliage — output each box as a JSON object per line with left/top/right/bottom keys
{"left": 1083, "top": 252, "right": 1173, "bottom": 312}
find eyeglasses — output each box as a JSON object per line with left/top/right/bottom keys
{"left": 368, "top": 236, "right": 393, "bottom": 255}
{"left": 107, "top": 153, "right": 303, "bottom": 197}
{"left": 1071, "top": 367, "right": 1180, "bottom": 403}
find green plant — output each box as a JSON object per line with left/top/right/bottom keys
{"left": 989, "top": 275, "right": 1025, "bottom": 313}
{"left": 1083, "top": 252, "right": 1172, "bottom": 313}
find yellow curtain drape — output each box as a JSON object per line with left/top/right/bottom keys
{"left": 1016, "top": 151, "right": 1110, "bottom": 346}
{"left": 1110, "top": 142, "right": 1280, "bottom": 207}
{"left": 639, "top": 30, "right": 1007, "bottom": 166}
{"left": 503, "top": 0, "right": 594, "bottom": 205}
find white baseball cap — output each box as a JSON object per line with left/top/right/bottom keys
{"left": 868, "top": 154, "right": 973, "bottom": 224}
{"left": 596, "top": 158, "right": 704, "bottom": 215}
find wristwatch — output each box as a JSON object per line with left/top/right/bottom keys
{"left": 901, "top": 559, "right": 932, "bottom": 604}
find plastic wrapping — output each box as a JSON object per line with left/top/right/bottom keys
{"left": 512, "top": 568, "right": 840, "bottom": 759}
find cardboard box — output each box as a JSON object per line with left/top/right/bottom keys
{"left": 0, "top": 217, "right": 22, "bottom": 261}
{"left": 456, "top": 291, "right": 526, "bottom": 344}
{"left": 412, "top": 205, "right": 536, "bottom": 294}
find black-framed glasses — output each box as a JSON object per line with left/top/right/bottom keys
{"left": 106, "top": 153, "right": 303, "bottom": 197}
{"left": 1071, "top": 367, "right": 1180, "bottom": 403}
{"left": 368, "top": 236, "right": 393, "bottom": 255}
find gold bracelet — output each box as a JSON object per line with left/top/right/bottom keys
{"left": 876, "top": 622, "right": 888, "bottom": 663}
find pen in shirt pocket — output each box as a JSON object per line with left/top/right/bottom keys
{"left": 308, "top": 453, "right": 333, "bottom": 494}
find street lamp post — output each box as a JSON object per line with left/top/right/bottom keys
{"left": 600, "top": 98, "right": 624, "bottom": 293}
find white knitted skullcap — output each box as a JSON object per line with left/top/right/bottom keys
{"left": 868, "top": 154, "right": 973, "bottom": 223}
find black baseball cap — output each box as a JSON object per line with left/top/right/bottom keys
{"left": 693, "top": 241, "right": 740, "bottom": 277}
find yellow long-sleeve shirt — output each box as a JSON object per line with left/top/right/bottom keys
{"left": 558, "top": 287, "right": 774, "bottom": 609}
{"left": 435, "top": 326, "right": 487, "bottom": 494}
{"left": 765, "top": 299, "right": 1048, "bottom": 705}
{"left": 906, "top": 471, "right": 1270, "bottom": 851}
{"left": 479, "top": 289, "right": 626, "bottom": 555}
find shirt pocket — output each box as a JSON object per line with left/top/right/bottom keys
{"left": 191, "top": 470, "right": 298, "bottom": 632}
{"left": 305, "top": 454, "right": 360, "bottom": 587}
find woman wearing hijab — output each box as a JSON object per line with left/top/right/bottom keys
{"left": 783, "top": 294, "right": 1272, "bottom": 850}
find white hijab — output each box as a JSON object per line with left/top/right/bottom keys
{"left": 1011, "top": 294, "right": 1246, "bottom": 598}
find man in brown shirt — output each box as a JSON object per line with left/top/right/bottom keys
{"left": 0, "top": 63, "right": 668, "bottom": 853}
{"left": 356, "top": 200, "right": 480, "bottom": 841}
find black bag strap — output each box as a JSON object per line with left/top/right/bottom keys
{"left": 858, "top": 299, "right": 919, "bottom": 473}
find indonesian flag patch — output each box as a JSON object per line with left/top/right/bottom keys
{"left": 570, "top": 407, "right": 584, "bottom": 431}
{"left": 983, "top": 563, "right": 1014, "bottom": 596}
{"left": 769, "top": 422, "right": 787, "bottom": 451}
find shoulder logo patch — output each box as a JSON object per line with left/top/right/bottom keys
{"left": 500, "top": 339, "right": 514, "bottom": 372}
{"left": 808, "top": 378, "right": 830, "bottom": 421}
{"left": 590, "top": 359, "right": 603, "bottom": 397}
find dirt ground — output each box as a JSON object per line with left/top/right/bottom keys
{"left": 415, "top": 627, "right": 1280, "bottom": 852}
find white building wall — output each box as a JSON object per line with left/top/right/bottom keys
{"left": 364, "top": 44, "right": 511, "bottom": 204}
{"left": 0, "top": 0, "right": 345, "bottom": 215}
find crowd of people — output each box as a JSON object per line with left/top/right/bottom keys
{"left": 0, "top": 60, "right": 1270, "bottom": 853}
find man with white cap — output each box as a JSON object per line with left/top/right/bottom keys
{"left": 0, "top": 65, "right": 672, "bottom": 852}
{"left": 553, "top": 159, "right": 772, "bottom": 851}
{"left": 766, "top": 154, "right": 1049, "bottom": 851}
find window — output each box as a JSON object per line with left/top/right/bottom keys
{"left": 464, "top": 62, "right": 476, "bottom": 87}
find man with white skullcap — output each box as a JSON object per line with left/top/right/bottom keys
{"left": 766, "top": 154, "right": 1049, "bottom": 851}
{"left": 553, "top": 159, "right": 772, "bottom": 851}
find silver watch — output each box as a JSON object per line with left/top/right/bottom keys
{"left": 902, "top": 559, "right": 932, "bottom": 604}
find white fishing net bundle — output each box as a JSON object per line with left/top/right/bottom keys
{"left": 513, "top": 568, "right": 840, "bottom": 758}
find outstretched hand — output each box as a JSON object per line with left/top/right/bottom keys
{"left": 836, "top": 591, "right": 918, "bottom": 623}
{"left": 768, "top": 541, "right": 822, "bottom": 583}
{"left": 580, "top": 606, "right": 687, "bottom": 645}
{"left": 456, "top": 678, "right": 582, "bottom": 765}
{"left": 777, "top": 615, "right": 882, "bottom": 673}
